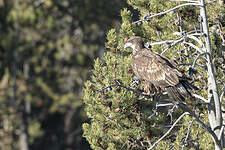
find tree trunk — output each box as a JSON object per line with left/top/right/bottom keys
{"left": 19, "top": 110, "right": 29, "bottom": 150}
{"left": 19, "top": 64, "right": 30, "bottom": 150}
{"left": 200, "top": 0, "right": 223, "bottom": 149}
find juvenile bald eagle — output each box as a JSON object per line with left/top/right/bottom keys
{"left": 124, "top": 36, "right": 197, "bottom": 101}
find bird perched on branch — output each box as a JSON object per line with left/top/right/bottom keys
{"left": 124, "top": 36, "right": 198, "bottom": 102}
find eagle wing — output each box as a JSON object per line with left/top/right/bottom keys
{"left": 131, "top": 49, "right": 182, "bottom": 88}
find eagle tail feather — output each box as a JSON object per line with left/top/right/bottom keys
{"left": 166, "top": 80, "right": 197, "bottom": 101}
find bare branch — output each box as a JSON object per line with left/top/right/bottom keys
{"left": 145, "top": 3, "right": 201, "bottom": 20}
{"left": 206, "top": 0, "right": 217, "bottom": 5}
{"left": 181, "top": 119, "right": 194, "bottom": 150}
{"left": 187, "top": 34, "right": 204, "bottom": 48}
{"left": 218, "top": 125, "right": 225, "bottom": 141}
{"left": 148, "top": 33, "right": 204, "bottom": 55}
{"left": 167, "top": 104, "right": 178, "bottom": 123}
{"left": 160, "top": 47, "right": 171, "bottom": 55}
{"left": 170, "top": 0, "right": 199, "bottom": 2}
{"left": 193, "top": 94, "right": 209, "bottom": 103}
{"left": 156, "top": 103, "right": 174, "bottom": 107}
{"left": 183, "top": 41, "right": 204, "bottom": 53}
{"left": 177, "top": 62, "right": 206, "bottom": 67}
{"left": 97, "top": 81, "right": 151, "bottom": 97}
{"left": 149, "top": 39, "right": 182, "bottom": 47}
{"left": 177, "top": 63, "right": 193, "bottom": 66}
{"left": 220, "top": 85, "right": 225, "bottom": 102}
{"left": 133, "top": 2, "right": 201, "bottom": 25}
{"left": 148, "top": 112, "right": 190, "bottom": 150}
{"left": 192, "top": 52, "right": 210, "bottom": 69}
{"left": 149, "top": 38, "right": 183, "bottom": 55}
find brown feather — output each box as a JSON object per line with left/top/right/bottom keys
{"left": 131, "top": 48, "right": 180, "bottom": 88}
{"left": 126, "top": 36, "right": 197, "bottom": 101}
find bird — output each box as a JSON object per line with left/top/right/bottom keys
{"left": 124, "top": 36, "right": 197, "bottom": 102}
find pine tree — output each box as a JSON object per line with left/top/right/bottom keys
{"left": 0, "top": 0, "right": 126, "bottom": 149}
{"left": 83, "top": 0, "right": 225, "bottom": 149}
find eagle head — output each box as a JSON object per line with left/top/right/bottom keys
{"left": 124, "top": 36, "right": 144, "bottom": 53}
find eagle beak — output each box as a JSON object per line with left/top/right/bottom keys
{"left": 124, "top": 42, "right": 133, "bottom": 49}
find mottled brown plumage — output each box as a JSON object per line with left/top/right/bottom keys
{"left": 124, "top": 36, "right": 197, "bottom": 101}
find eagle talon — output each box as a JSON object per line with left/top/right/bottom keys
{"left": 130, "top": 78, "right": 141, "bottom": 88}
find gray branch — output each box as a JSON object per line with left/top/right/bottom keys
{"left": 181, "top": 119, "right": 194, "bottom": 150}
{"left": 220, "top": 85, "right": 225, "bottom": 102}
{"left": 148, "top": 112, "right": 190, "bottom": 150}
{"left": 183, "top": 41, "right": 204, "bottom": 53}
{"left": 144, "top": 3, "right": 201, "bottom": 20}
{"left": 170, "top": 0, "right": 199, "bottom": 2}
{"left": 193, "top": 94, "right": 209, "bottom": 103}
{"left": 97, "top": 81, "right": 151, "bottom": 97}
{"left": 192, "top": 52, "right": 210, "bottom": 69}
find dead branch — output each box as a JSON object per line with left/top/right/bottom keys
{"left": 148, "top": 112, "right": 190, "bottom": 150}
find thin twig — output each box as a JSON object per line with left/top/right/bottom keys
{"left": 133, "top": 3, "right": 201, "bottom": 25}
{"left": 220, "top": 85, "right": 225, "bottom": 102}
{"left": 160, "top": 47, "right": 171, "bottom": 55}
{"left": 149, "top": 39, "right": 182, "bottom": 46}
{"left": 181, "top": 119, "right": 194, "bottom": 150}
{"left": 206, "top": 0, "right": 217, "bottom": 5}
{"left": 193, "top": 94, "right": 209, "bottom": 103}
{"left": 218, "top": 125, "right": 224, "bottom": 141}
{"left": 187, "top": 30, "right": 203, "bottom": 35}
{"left": 170, "top": 0, "right": 199, "bottom": 2}
{"left": 148, "top": 112, "right": 190, "bottom": 150}
{"left": 156, "top": 103, "right": 174, "bottom": 107}
{"left": 167, "top": 105, "right": 178, "bottom": 123}
{"left": 183, "top": 41, "right": 204, "bottom": 53}
{"left": 177, "top": 63, "right": 193, "bottom": 66}
{"left": 148, "top": 33, "right": 204, "bottom": 55}
{"left": 97, "top": 81, "right": 151, "bottom": 97}
{"left": 155, "top": 123, "right": 190, "bottom": 128}
{"left": 195, "top": 123, "right": 201, "bottom": 138}
{"left": 145, "top": 3, "right": 201, "bottom": 20}
{"left": 192, "top": 52, "right": 210, "bottom": 69}
{"left": 187, "top": 34, "right": 204, "bottom": 48}
{"left": 148, "top": 38, "right": 183, "bottom": 55}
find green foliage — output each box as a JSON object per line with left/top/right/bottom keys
{"left": 83, "top": 0, "right": 225, "bottom": 149}
{"left": 83, "top": 34, "right": 153, "bottom": 149}
{"left": 0, "top": 0, "right": 127, "bottom": 149}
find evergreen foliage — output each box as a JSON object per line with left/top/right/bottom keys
{"left": 0, "top": 0, "right": 127, "bottom": 149}
{"left": 83, "top": 0, "right": 225, "bottom": 149}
